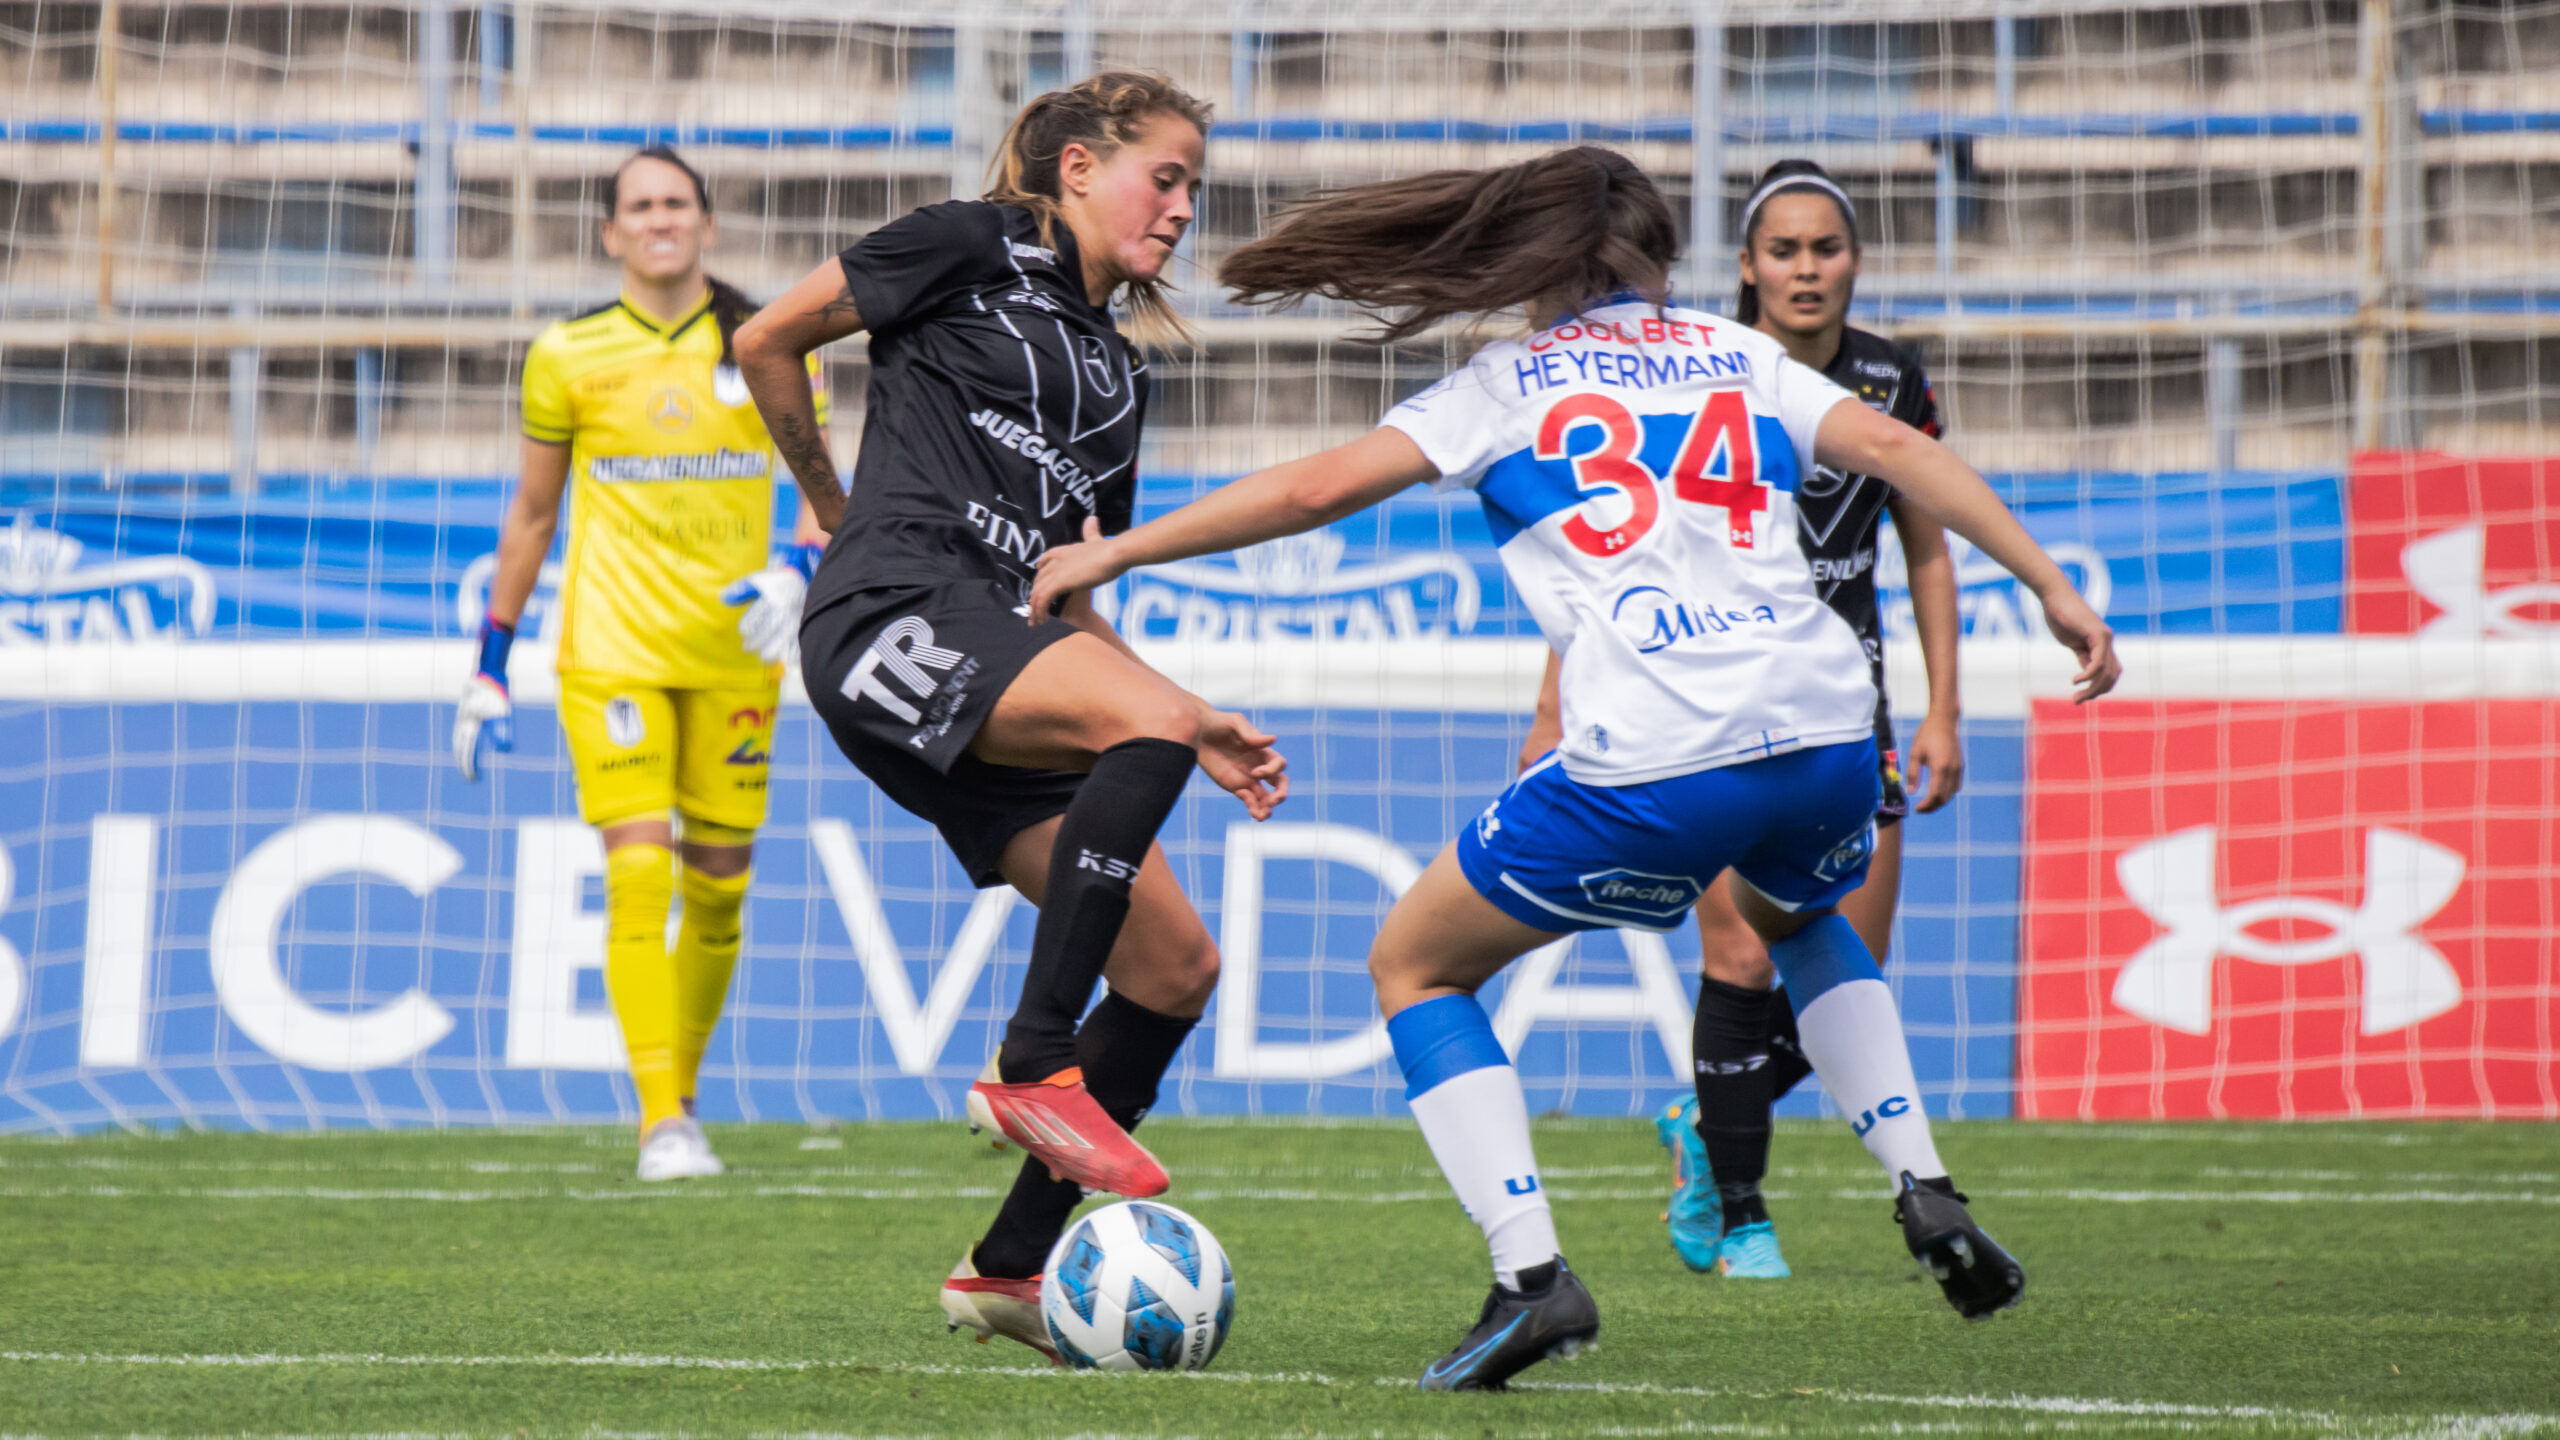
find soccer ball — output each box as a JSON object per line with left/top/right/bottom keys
{"left": 1039, "top": 1200, "right": 1234, "bottom": 1371}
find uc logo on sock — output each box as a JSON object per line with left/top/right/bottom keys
{"left": 1851, "top": 1095, "right": 1911, "bottom": 1138}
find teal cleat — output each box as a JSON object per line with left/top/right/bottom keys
{"left": 1652, "top": 1097, "right": 1722, "bottom": 1273}
{"left": 1714, "top": 1220, "right": 1793, "bottom": 1278}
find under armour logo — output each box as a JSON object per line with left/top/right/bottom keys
{"left": 2113, "top": 825, "right": 2466, "bottom": 1037}
{"left": 2404, "top": 526, "right": 2560, "bottom": 638}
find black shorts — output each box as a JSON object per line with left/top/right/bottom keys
{"left": 800, "top": 580, "right": 1085, "bottom": 886}
{"left": 1873, "top": 701, "right": 1909, "bottom": 826}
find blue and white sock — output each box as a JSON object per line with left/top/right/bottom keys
{"left": 1768, "top": 913, "right": 1948, "bottom": 1185}
{"left": 1389, "top": 993, "right": 1559, "bottom": 1289}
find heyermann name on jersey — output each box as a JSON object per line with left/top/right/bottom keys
{"left": 589, "top": 449, "right": 771, "bottom": 483}
{"left": 968, "top": 408, "right": 1098, "bottom": 514}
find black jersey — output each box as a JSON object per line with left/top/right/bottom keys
{"left": 805, "top": 201, "right": 1146, "bottom": 619}
{"left": 1797, "top": 326, "right": 1942, "bottom": 676}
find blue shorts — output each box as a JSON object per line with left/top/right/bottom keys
{"left": 1455, "top": 738, "right": 1882, "bottom": 934}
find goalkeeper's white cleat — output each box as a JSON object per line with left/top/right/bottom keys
{"left": 636, "top": 1116, "right": 726, "bottom": 1182}
{"left": 965, "top": 1055, "right": 1012, "bottom": 1150}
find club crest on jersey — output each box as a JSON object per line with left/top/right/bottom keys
{"left": 1577, "top": 868, "right": 1702, "bottom": 924}
{"left": 1077, "top": 335, "right": 1121, "bottom": 397}
{"left": 646, "top": 385, "right": 695, "bottom": 433}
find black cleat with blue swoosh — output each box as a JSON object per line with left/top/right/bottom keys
{"left": 1417, "top": 1257, "right": 1600, "bottom": 1393}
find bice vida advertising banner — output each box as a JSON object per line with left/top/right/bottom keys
{"left": 2017, "top": 699, "right": 2559, "bottom": 1119}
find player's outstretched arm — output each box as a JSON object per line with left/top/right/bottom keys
{"left": 1816, "top": 401, "right": 2120, "bottom": 704}
{"left": 735, "top": 257, "right": 863, "bottom": 535}
{"left": 1027, "top": 426, "right": 1439, "bottom": 620}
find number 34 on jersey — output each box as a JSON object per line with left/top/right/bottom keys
{"left": 1535, "top": 389, "right": 1776, "bottom": 559}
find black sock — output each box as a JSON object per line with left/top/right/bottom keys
{"left": 1764, "top": 995, "right": 1814, "bottom": 1100}
{"left": 973, "top": 992, "right": 1200, "bottom": 1278}
{"left": 997, "top": 736, "right": 1194, "bottom": 1083}
{"left": 1691, "top": 976, "right": 1778, "bottom": 1233}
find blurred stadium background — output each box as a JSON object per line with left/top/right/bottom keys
{"left": 0, "top": 0, "right": 2553, "bottom": 1133}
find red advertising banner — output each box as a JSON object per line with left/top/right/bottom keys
{"left": 2348, "top": 452, "right": 2560, "bottom": 635}
{"left": 2020, "top": 698, "right": 2560, "bottom": 1120}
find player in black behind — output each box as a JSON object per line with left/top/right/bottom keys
{"left": 1521, "top": 159, "right": 1969, "bottom": 1280}
{"left": 733, "top": 72, "right": 1286, "bottom": 1360}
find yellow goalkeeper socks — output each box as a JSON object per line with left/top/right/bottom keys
{"left": 674, "top": 864, "right": 751, "bottom": 1103}
{"left": 603, "top": 842, "right": 682, "bottom": 1133}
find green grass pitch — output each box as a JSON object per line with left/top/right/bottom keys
{"left": 2, "top": 1116, "right": 2554, "bottom": 1438}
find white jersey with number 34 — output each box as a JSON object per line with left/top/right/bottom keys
{"left": 1381, "top": 300, "right": 1874, "bottom": 786}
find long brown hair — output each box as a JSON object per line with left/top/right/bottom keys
{"left": 605, "top": 146, "right": 755, "bottom": 366}
{"left": 983, "top": 70, "right": 1215, "bottom": 347}
{"left": 1220, "top": 146, "right": 1679, "bottom": 343}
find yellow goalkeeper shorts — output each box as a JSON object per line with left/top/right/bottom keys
{"left": 557, "top": 671, "right": 782, "bottom": 832}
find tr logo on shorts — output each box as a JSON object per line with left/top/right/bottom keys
{"left": 842, "top": 616, "right": 967, "bottom": 725}
{"left": 604, "top": 696, "right": 647, "bottom": 747}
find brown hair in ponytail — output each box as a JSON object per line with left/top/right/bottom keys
{"left": 983, "top": 70, "right": 1215, "bottom": 347}
{"left": 1219, "top": 146, "right": 1679, "bottom": 344}
{"left": 604, "top": 145, "right": 756, "bottom": 365}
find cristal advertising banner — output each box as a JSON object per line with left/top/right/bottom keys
{"left": 4, "top": 468, "right": 2342, "bottom": 644}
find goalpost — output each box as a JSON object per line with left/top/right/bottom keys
{"left": 0, "top": 0, "right": 2554, "bottom": 1132}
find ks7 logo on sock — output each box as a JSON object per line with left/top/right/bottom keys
{"left": 2017, "top": 699, "right": 2560, "bottom": 1120}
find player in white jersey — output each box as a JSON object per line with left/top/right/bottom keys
{"left": 1027, "top": 148, "right": 2119, "bottom": 1389}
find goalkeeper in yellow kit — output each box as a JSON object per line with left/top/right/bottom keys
{"left": 452, "top": 147, "right": 828, "bottom": 1180}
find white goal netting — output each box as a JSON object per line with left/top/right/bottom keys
{"left": 0, "top": 0, "right": 2554, "bottom": 1131}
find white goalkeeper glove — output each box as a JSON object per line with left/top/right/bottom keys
{"left": 722, "top": 543, "right": 823, "bottom": 665}
{"left": 452, "top": 614, "right": 516, "bottom": 783}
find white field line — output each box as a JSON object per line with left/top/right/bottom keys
{"left": 7, "top": 1156, "right": 2551, "bottom": 1188}
{"left": 1, "top": 1351, "right": 2551, "bottom": 1438}
{"left": 2, "top": 1181, "right": 2555, "bottom": 1206}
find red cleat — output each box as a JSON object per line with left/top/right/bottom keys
{"left": 967, "top": 1066, "right": 1170, "bottom": 1197}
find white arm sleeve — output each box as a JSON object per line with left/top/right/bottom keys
{"left": 1379, "top": 358, "right": 1512, "bottom": 492}
{"left": 1767, "top": 354, "right": 1859, "bottom": 481}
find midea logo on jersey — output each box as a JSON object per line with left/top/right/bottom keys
{"left": 1577, "top": 868, "right": 1703, "bottom": 924}
{"left": 842, "top": 615, "right": 967, "bottom": 728}
{"left": 1611, "top": 585, "right": 1778, "bottom": 652}
{"left": 2113, "top": 825, "right": 2466, "bottom": 1037}
{"left": 0, "top": 511, "right": 217, "bottom": 645}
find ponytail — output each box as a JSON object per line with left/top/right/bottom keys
{"left": 984, "top": 71, "right": 1215, "bottom": 348}
{"left": 1219, "top": 146, "right": 1679, "bottom": 343}
{"left": 605, "top": 145, "right": 757, "bottom": 364}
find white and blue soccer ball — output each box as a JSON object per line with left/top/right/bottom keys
{"left": 1039, "top": 1200, "right": 1234, "bottom": 1371}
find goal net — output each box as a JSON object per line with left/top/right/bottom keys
{"left": 0, "top": 0, "right": 2554, "bottom": 1132}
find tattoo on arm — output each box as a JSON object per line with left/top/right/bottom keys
{"left": 770, "top": 410, "right": 845, "bottom": 533}
{"left": 817, "top": 278, "right": 861, "bottom": 326}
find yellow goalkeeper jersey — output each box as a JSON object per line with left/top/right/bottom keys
{"left": 520, "top": 291, "right": 829, "bottom": 685}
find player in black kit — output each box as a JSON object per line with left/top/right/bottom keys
{"left": 1520, "top": 158, "right": 1968, "bottom": 1279}
{"left": 733, "top": 72, "right": 1285, "bottom": 1359}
